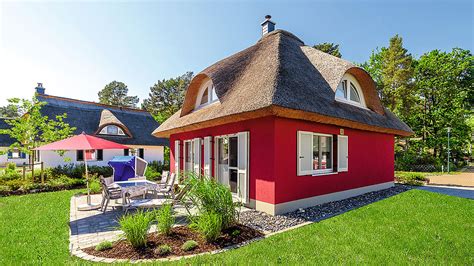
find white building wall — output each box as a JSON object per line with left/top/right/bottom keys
{"left": 38, "top": 146, "right": 165, "bottom": 168}
{"left": 0, "top": 147, "right": 29, "bottom": 166}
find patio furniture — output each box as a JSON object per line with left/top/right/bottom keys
{"left": 100, "top": 177, "right": 123, "bottom": 212}
{"left": 112, "top": 180, "right": 154, "bottom": 205}
{"left": 151, "top": 173, "right": 176, "bottom": 199}
{"left": 108, "top": 156, "right": 148, "bottom": 182}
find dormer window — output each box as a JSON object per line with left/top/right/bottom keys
{"left": 195, "top": 80, "right": 218, "bottom": 110}
{"left": 335, "top": 73, "right": 366, "bottom": 108}
{"left": 100, "top": 125, "right": 126, "bottom": 136}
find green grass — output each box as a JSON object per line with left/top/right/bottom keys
{"left": 0, "top": 189, "right": 81, "bottom": 264}
{"left": 1, "top": 189, "right": 473, "bottom": 265}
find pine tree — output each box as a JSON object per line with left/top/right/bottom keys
{"left": 313, "top": 42, "right": 342, "bottom": 58}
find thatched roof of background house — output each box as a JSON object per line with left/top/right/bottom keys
{"left": 153, "top": 29, "right": 413, "bottom": 137}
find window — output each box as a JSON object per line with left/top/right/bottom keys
{"left": 97, "top": 149, "right": 103, "bottom": 161}
{"left": 34, "top": 150, "right": 41, "bottom": 162}
{"left": 195, "top": 80, "right": 219, "bottom": 110}
{"left": 335, "top": 74, "right": 365, "bottom": 107}
{"left": 124, "top": 149, "right": 130, "bottom": 156}
{"left": 8, "top": 149, "right": 25, "bottom": 159}
{"left": 99, "top": 125, "right": 126, "bottom": 136}
{"left": 77, "top": 150, "right": 84, "bottom": 161}
{"left": 297, "top": 131, "right": 334, "bottom": 176}
{"left": 138, "top": 148, "right": 144, "bottom": 159}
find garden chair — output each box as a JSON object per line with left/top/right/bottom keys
{"left": 100, "top": 177, "right": 123, "bottom": 213}
{"left": 153, "top": 173, "right": 176, "bottom": 199}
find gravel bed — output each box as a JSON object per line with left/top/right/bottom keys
{"left": 239, "top": 185, "right": 411, "bottom": 233}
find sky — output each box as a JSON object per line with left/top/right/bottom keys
{"left": 0, "top": 0, "right": 472, "bottom": 106}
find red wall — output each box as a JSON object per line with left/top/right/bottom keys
{"left": 170, "top": 116, "right": 277, "bottom": 204}
{"left": 169, "top": 115, "right": 395, "bottom": 205}
{"left": 274, "top": 117, "right": 394, "bottom": 204}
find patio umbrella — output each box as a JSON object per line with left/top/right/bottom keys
{"left": 34, "top": 132, "right": 129, "bottom": 210}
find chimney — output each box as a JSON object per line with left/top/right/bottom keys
{"left": 35, "top": 83, "right": 45, "bottom": 94}
{"left": 261, "top": 15, "right": 275, "bottom": 36}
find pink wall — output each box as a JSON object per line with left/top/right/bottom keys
{"left": 274, "top": 117, "right": 394, "bottom": 204}
{"left": 170, "top": 116, "right": 277, "bottom": 204}
{"left": 169, "top": 115, "right": 395, "bottom": 206}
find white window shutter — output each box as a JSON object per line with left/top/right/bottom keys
{"left": 174, "top": 140, "right": 180, "bottom": 177}
{"left": 297, "top": 131, "right": 313, "bottom": 175}
{"left": 338, "top": 135, "right": 348, "bottom": 172}
{"left": 193, "top": 138, "right": 201, "bottom": 175}
{"left": 203, "top": 136, "right": 212, "bottom": 177}
{"left": 237, "top": 132, "right": 249, "bottom": 204}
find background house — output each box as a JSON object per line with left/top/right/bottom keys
{"left": 153, "top": 18, "right": 413, "bottom": 215}
{"left": 1, "top": 84, "right": 168, "bottom": 167}
{"left": 0, "top": 118, "right": 29, "bottom": 166}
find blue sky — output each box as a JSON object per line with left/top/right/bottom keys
{"left": 0, "top": 0, "right": 472, "bottom": 106}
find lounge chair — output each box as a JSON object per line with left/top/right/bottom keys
{"left": 152, "top": 173, "right": 176, "bottom": 199}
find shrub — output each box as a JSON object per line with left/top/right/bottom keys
{"left": 6, "top": 162, "right": 16, "bottom": 171}
{"left": 118, "top": 210, "right": 153, "bottom": 248}
{"left": 395, "top": 172, "right": 428, "bottom": 186}
{"left": 145, "top": 168, "right": 161, "bottom": 181}
{"left": 95, "top": 241, "right": 113, "bottom": 251}
{"left": 181, "top": 240, "right": 198, "bottom": 251}
{"left": 89, "top": 180, "right": 101, "bottom": 194}
{"left": 183, "top": 173, "right": 237, "bottom": 229}
{"left": 50, "top": 164, "right": 112, "bottom": 179}
{"left": 154, "top": 244, "right": 172, "bottom": 256}
{"left": 192, "top": 211, "right": 222, "bottom": 243}
{"left": 155, "top": 203, "right": 174, "bottom": 235}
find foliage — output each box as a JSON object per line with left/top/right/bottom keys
{"left": 191, "top": 211, "right": 223, "bottom": 243}
{"left": 0, "top": 173, "right": 84, "bottom": 195}
{"left": 313, "top": 42, "right": 342, "bottom": 58}
{"left": 142, "top": 72, "right": 193, "bottom": 123}
{"left": 50, "top": 164, "right": 112, "bottom": 179}
{"left": 95, "top": 241, "right": 113, "bottom": 251}
{"left": 1, "top": 189, "right": 473, "bottom": 264}
{"left": 98, "top": 81, "right": 139, "bottom": 107}
{"left": 394, "top": 172, "right": 427, "bottom": 186}
{"left": 146, "top": 160, "right": 169, "bottom": 181}
{"left": 183, "top": 173, "right": 237, "bottom": 230}
{"left": 89, "top": 179, "right": 101, "bottom": 194}
{"left": 155, "top": 203, "right": 175, "bottom": 235}
{"left": 181, "top": 240, "right": 198, "bottom": 252}
{"left": 118, "top": 210, "right": 153, "bottom": 249}
{"left": 0, "top": 95, "right": 76, "bottom": 161}
{"left": 154, "top": 244, "right": 172, "bottom": 256}
{"left": 0, "top": 103, "right": 20, "bottom": 118}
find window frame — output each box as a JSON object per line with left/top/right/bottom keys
{"left": 195, "top": 80, "right": 219, "bottom": 111}
{"left": 335, "top": 74, "right": 367, "bottom": 109}
{"left": 99, "top": 125, "right": 126, "bottom": 136}
{"left": 297, "top": 131, "right": 334, "bottom": 176}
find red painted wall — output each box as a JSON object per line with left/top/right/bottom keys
{"left": 169, "top": 115, "right": 395, "bottom": 205}
{"left": 170, "top": 116, "right": 277, "bottom": 204}
{"left": 274, "top": 117, "right": 394, "bottom": 204}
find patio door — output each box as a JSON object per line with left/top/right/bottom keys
{"left": 184, "top": 140, "right": 193, "bottom": 173}
{"left": 215, "top": 132, "right": 249, "bottom": 203}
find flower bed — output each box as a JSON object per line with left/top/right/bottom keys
{"left": 83, "top": 224, "right": 263, "bottom": 259}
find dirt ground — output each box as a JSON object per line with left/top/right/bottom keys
{"left": 428, "top": 166, "right": 474, "bottom": 187}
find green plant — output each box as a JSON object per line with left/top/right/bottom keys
{"left": 395, "top": 172, "right": 428, "bottom": 186}
{"left": 154, "top": 244, "right": 172, "bottom": 256}
{"left": 118, "top": 210, "right": 153, "bottom": 248}
{"left": 95, "top": 241, "right": 113, "bottom": 251}
{"left": 6, "top": 162, "right": 16, "bottom": 171}
{"left": 192, "top": 211, "right": 222, "bottom": 243}
{"left": 50, "top": 164, "right": 112, "bottom": 179}
{"left": 183, "top": 173, "right": 237, "bottom": 230}
{"left": 155, "top": 203, "right": 174, "bottom": 235}
{"left": 89, "top": 180, "right": 101, "bottom": 194}
{"left": 231, "top": 229, "right": 241, "bottom": 237}
{"left": 181, "top": 240, "right": 198, "bottom": 251}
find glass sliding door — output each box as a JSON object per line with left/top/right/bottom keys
{"left": 184, "top": 140, "right": 193, "bottom": 173}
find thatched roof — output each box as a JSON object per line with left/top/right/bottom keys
{"left": 153, "top": 30, "right": 413, "bottom": 137}
{"left": 37, "top": 95, "right": 168, "bottom": 146}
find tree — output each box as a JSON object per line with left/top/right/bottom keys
{"left": 313, "top": 42, "right": 342, "bottom": 58}
{"left": 0, "top": 102, "right": 20, "bottom": 118}
{"left": 0, "top": 95, "right": 76, "bottom": 165}
{"left": 142, "top": 72, "right": 193, "bottom": 123}
{"left": 359, "top": 47, "right": 385, "bottom": 92}
{"left": 98, "top": 81, "right": 139, "bottom": 107}
{"left": 414, "top": 48, "right": 473, "bottom": 161}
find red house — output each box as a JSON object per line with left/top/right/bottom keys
{"left": 153, "top": 17, "right": 413, "bottom": 215}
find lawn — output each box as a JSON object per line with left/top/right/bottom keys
{"left": 0, "top": 189, "right": 472, "bottom": 265}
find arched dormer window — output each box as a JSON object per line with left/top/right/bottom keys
{"left": 99, "top": 125, "right": 126, "bottom": 136}
{"left": 335, "top": 73, "right": 366, "bottom": 108}
{"left": 195, "top": 79, "right": 218, "bottom": 110}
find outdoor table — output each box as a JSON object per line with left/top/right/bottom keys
{"left": 112, "top": 180, "right": 156, "bottom": 204}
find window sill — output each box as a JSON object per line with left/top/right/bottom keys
{"left": 311, "top": 171, "right": 338, "bottom": 177}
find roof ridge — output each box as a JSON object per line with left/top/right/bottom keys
{"left": 38, "top": 94, "right": 148, "bottom": 113}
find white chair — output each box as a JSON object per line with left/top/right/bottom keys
{"left": 153, "top": 173, "right": 176, "bottom": 199}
